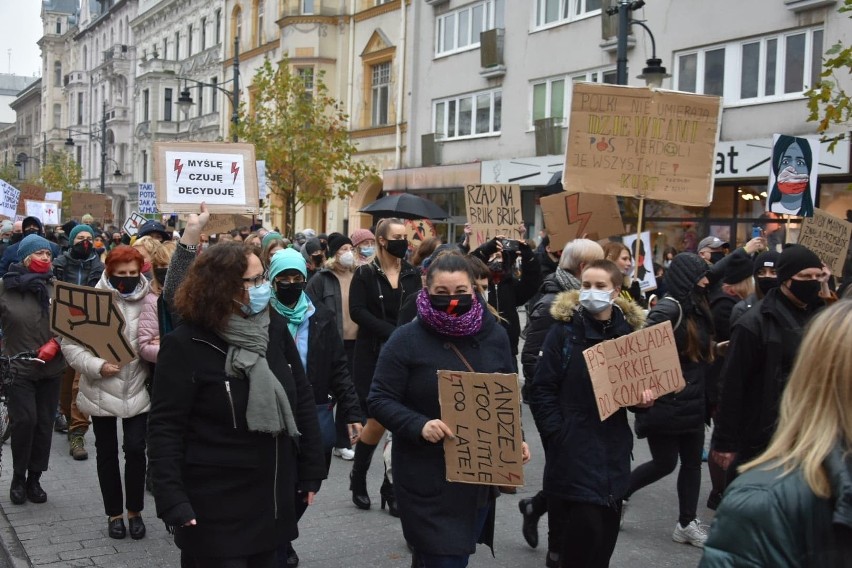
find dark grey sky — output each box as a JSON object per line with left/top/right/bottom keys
{"left": 0, "top": 0, "right": 44, "bottom": 77}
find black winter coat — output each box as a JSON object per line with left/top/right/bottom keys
{"left": 368, "top": 312, "right": 513, "bottom": 556}
{"left": 520, "top": 274, "right": 575, "bottom": 382}
{"left": 52, "top": 251, "right": 104, "bottom": 287}
{"left": 349, "top": 259, "right": 420, "bottom": 403}
{"left": 530, "top": 291, "right": 646, "bottom": 507}
{"left": 711, "top": 288, "right": 820, "bottom": 460}
{"left": 701, "top": 444, "right": 852, "bottom": 568}
{"left": 270, "top": 305, "right": 361, "bottom": 424}
{"left": 305, "top": 268, "right": 347, "bottom": 340}
{"left": 634, "top": 296, "right": 713, "bottom": 438}
{"left": 148, "top": 323, "right": 326, "bottom": 558}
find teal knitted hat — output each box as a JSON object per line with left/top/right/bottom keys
{"left": 268, "top": 247, "right": 307, "bottom": 281}
{"left": 69, "top": 224, "right": 95, "bottom": 243}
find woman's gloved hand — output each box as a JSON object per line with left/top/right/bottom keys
{"left": 36, "top": 338, "right": 61, "bottom": 362}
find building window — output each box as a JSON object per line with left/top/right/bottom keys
{"left": 211, "top": 77, "right": 218, "bottom": 111}
{"left": 255, "top": 0, "right": 265, "bottom": 46}
{"left": 435, "top": 0, "right": 503, "bottom": 57}
{"left": 53, "top": 61, "right": 62, "bottom": 87}
{"left": 675, "top": 27, "right": 823, "bottom": 104}
{"left": 531, "top": 68, "right": 615, "bottom": 126}
{"left": 142, "top": 150, "right": 148, "bottom": 183}
{"left": 371, "top": 62, "right": 391, "bottom": 126}
{"left": 77, "top": 93, "right": 84, "bottom": 124}
{"left": 188, "top": 24, "right": 193, "bottom": 56}
{"left": 175, "top": 31, "right": 180, "bottom": 59}
{"left": 434, "top": 89, "right": 502, "bottom": 140}
{"left": 215, "top": 9, "right": 222, "bottom": 45}
{"left": 143, "top": 89, "right": 149, "bottom": 121}
{"left": 535, "top": 0, "right": 601, "bottom": 28}
{"left": 201, "top": 17, "right": 207, "bottom": 50}
{"left": 302, "top": 0, "right": 314, "bottom": 15}
{"left": 164, "top": 88, "right": 173, "bottom": 121}
{"left": 76, "top": 146, "right": 82, "bottom": 168}
{"left": 53, "top": 104, "right": 61, "bottom": 129}
{"left": 232, "top": 6, "right": 242, "bottom": 50}
{"left": 163, "top": 38, "right": 167, "bottom": 59}
{"left": 198, "top": 82, "right": 204, "bottom": 117}
{"left": 56, "top": 19, "right": 62, "bottom": 34}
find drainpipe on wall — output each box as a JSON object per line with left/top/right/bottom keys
{"left": 347, "top": 0, "right": 356, "bottom": 131}
{"left": 394, "top": 0, "right": 406, "bottom": 169}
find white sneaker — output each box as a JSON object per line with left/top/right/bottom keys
{"left": 672, "top": 519, "right": 708, "bottom": 548}
{"left": 333, "top": 447, "right": 355, "bottom": 460}
{"left": 619, "top": 500, "right": 628, "bottom": 531}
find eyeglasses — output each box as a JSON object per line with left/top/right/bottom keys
{"left": 242, "top": 273, "right": 268, "bottom": 288}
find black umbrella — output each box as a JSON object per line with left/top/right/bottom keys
{"left": 541, "top": 171, "right": 564, "bottom": 196}
{"left": 359, "top": 193, "right": 449, "bottom": 220}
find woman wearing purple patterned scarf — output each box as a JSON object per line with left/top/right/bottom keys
{"left": 368, "top": 251, "right": 530, "bottom": 568}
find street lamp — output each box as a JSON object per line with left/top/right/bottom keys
{"left": 175, "top": 36, "right": 241, "bottom": 142}
{"left": 65, "top": 101, "right": 110, "bottom": 194}
{"left": 606, "top": 0, "right": 670, "bottom": 88}
{"left": 13, "top": 153, "right": 41, "bottom": 180}
{"left": 631, "top": 21, "right": 671, "bottom": 88}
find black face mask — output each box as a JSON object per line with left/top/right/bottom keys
{"left": 429, "top": 294, "right": 474, "bottom": 316}
{"left": 153, "top": 267, "right": 168, "bottom": 286}
{"left": 787, "top": 279, "right": 821, "bottom": 305}
{"left": 757, "top": 276, "right": 778, "bottom": 296}
{"left": 71, "top": 241, "right": 92, "bottom": 259}
{"left": 709, "top": 252, "right": 726, "bottom": 264}
{"left": 488, "top": 259, "right": 503, "bottom": 273}
{"left": 9, "top": 233, "right": 22, "bottom": 245}
{"left": 109, "top": 275, "right": 140, "bottom": 294}
{"left": 310, "top": 254, "right": 324, "bottom": 267}
{"left": 694, "top": 284, "right": 709, "bottom": 296}
{"left": 385, "top": 239, "right": 408, "bottom": 259}
{"left": 276, "top": 281, "right": 306, "bottom": 306}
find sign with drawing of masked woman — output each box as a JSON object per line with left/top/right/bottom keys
{"left": 153, "top": 142, "right": 260, "bottom": 215}
{"left": 766, "top": 134, "right": 820, "bottom": 218}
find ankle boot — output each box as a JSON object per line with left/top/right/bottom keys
{"left": 379, "top": 473, "right": 399, "bottom": 517}
{"left": 25, "top": 471, "right": 47, "bottom": 503}
{"left": 349, "top": 441, "right": 377, "bottom": 510}
{"left": 9, "top": 473, "right": 26, "bottom": 505}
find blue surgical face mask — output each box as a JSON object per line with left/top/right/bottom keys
{"left": 240, "top": 282, "right": 272, "bottom": 316}
{"left": 360, "top": 246, "right": 375, "bottom": 257}
{"left": 579, "top": 288, "right": 614, "bottom": 314}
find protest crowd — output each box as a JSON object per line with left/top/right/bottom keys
{"left": 0, "top": 197, "right": 849, "bottom": 568}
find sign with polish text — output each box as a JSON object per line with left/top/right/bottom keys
{"left": 138, "top": 183, "right": 158, "bottom": 214}
{"left": 797, "top": 208, "right": 851, "bottom": 277}
{"left": 583, "top": 321, "right": 685, "bottom": 421}
{"left": 25, "top": 200, "right": 60, "bottom": 225}
{"left": 0, "top": 180, "right": 21, "bottom": 219}
{"left": 464, "top": 184, "right": 524, "bottom": 247}
{"left": 438, "top": 371, "right": 524, "bottom": 487}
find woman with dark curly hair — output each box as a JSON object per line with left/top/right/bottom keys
{"left": 147, "top": 241, "right": 326, "bottom": 568}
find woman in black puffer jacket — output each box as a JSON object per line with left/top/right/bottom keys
{"left": 624, "top": 253, "right": 716, "bottom": 548}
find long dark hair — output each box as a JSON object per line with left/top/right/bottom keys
{"left": 175, "top": 242, "right": 249, "bottom": 331}
{"left": 768, "top": 135, "right": 814, "bottom": 217}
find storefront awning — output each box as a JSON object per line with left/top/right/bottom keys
{"left": 382, "top": 163, "right": 481, "bottom": 192}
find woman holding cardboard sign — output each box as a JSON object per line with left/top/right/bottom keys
{"left": 368, "top": 251, "right": 529, "bottom": 568}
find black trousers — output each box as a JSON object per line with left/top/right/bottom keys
{"left": 334, "top": 340, "right": 356, "bottom": 448}
{"left": 181, "top": 549, "right": 276, "bottom": 568}
{"left": 9, "top": 375, "right": 61, "bottom": 476}
{"left": 91, "top": 413, "right": 148, "bottom": 517}
{"left": 627, "top": 430, "right": 704, "bottom": 527}
{"left": 547, "top": 497, "right": 621, "bottom": 568}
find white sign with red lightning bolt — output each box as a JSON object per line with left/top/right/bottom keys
{"left": 164, "top": 151, "right": 247, "bottom": 206}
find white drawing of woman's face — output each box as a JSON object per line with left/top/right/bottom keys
{"left": 780, "top": 142, "right": 808, "bottom": 175}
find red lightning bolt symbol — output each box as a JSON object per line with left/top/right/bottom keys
{"left": 231, "top": 162, "right": 240, "bottom": 184}
{"left": 173, "top": 159, "right": 184, "bottom": 181}
{"left": 564, "top": 193, "right": 592, "bottom": 238}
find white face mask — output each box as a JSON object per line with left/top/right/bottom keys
{"left": 579, "top": 288, "right": 614, "bottom": 314}
{"left": 338, "top": 250, "right": 355, "bottom": 268}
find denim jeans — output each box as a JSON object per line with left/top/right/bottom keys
{"left": 91, "top": 413, "right": 148, "bottom": 516}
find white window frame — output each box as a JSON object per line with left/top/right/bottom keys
{"left": 371, "top": 61, "right": 391, "bottom": 127}
{"left": 533, "top": 0, "right": 602, "bottom": 31}
{"left": 435, "top": 0, "right": 502, "bottom": 58}
{"left": 529, "top": 67, "right": 616, "bottom": 129}
{"left": 674, "top": 27, "right": 824, "bottom": 107}
{"left": 433, "top": 88, "right": 502, "bottom": 141}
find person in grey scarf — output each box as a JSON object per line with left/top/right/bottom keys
{"left": 148, "top": 222, "right": 326, "bottom": 568}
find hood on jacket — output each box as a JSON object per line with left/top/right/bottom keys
{"left": 666, "top": 253, "right": 708, "bottom": 302}
{"left": 95, "top": 269, "right": 150, "bottom": 302}
{"left": 549, "top": 289, "right": 646, "bottom": 330}
{"left": 22, "top": 216, "right": 44, "bottom": 235}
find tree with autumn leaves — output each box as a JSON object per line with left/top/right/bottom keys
{"left": 236, "top": 59, "right": 377, "bottom": 235}
{"left": 40, "top": 151, "right": 85, "bottom": 210}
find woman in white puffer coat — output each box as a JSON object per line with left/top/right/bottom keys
{"left": 61, "top": 245, "right": 152, "bottom": 542}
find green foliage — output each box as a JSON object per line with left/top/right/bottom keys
{"left": 0, "top": 163, "right": 17, "bottom": 184}
{"left": 805, "top": 0, "right": 852, "bottom": 153}
{"left": 40, "top": 151, "right": 83, "bottom": 210}
{"left": 235, "top": 58, "right": 378, "bottom": 235}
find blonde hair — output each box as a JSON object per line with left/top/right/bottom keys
{"left": 133, "top": 236, "right": 162, "bottom": 263}
{"left": 150, "top": 239, "right": 174, "bottom": 268}
{"left": 723, "top": 276, "right": 755, "bottom": 300}
{"left": 740, "top": 301, "right": 852, "bottom": 498}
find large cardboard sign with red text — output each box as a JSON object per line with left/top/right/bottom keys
{"left": 583, "top": 321, "right": 685, "bottom": 421}
{"left": 438, "top": 371, "right": 524, "bottom": 487}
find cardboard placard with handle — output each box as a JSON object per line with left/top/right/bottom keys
{"left": 464, "top": 184, "right": 524, "bottom": 247}
{"left": 583, "top": 321, "right": 685, "bottom": 421}
{"left": 438, "top": 370, "right": 524, "bottom": 487}
{"left": 123, "top": 212, "right": 147, "bottom": 236}
{"left": 51, "top": 282, "right": 136, "bottom": 366}
{"left": 70, "top": 192, "right": 110, "bottom": 222}
{"left": 540, "top": 191, "right": 625, "bottom": 250}
{"left": 203, "top": 214, "right": 255, "bottom": 236}
{"left": 25, "top": 200, "right": 61, "bottom": 225}
{"left": 797, "top": 207, "right": 851, "bottom": 276}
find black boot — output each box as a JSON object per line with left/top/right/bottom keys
{"left": 25, "top": 471, "right": 47, "bottom": 504}
{"left": 380, "top": 473, "right": 399, "bottom": 517}
{"left": 349, "top": 441, "right": 376, "bottom": 510}
{"left": 9, "top": 473, "right": 26, "bottom": 505}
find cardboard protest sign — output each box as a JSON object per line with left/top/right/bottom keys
{"left": 123, "top": 212, "right": 147, "bottom": 236}
{"left": 138, "top": 183, "right": 158, "bottom": 214}
{"left": 766, "top": 134, "right": 820, "bottom": 218}
{"left": 464, "top": 184, "right": 524, "bottom": 247}
{"left": 16, "top": 185, "right": 46, "bottom": 216}
{"left": 540, "top": 191, "right": 625, "bottom": 250}
{"left": 564, "top": 83, "right": 722, "bottom": 206}
{"left": 622, "top": 231, "right": 657, "bottom": 292}
{"left": 70, "top": 192, "right": 110, "bottom": 222}
{"left": 583, "top": 321, "right": 685, "bottom": 421}
{"left": 25, "top": 200, "right": 61, "bottom": 225}
{"left": 203, "top": 214, "right": 254, "bottom": 236}
{"left": 0, "top": 180, "right": 21, "bottom": 219}
{"left": 51, "top": 282, "right": 136, "bottom": 366}
{"left": 153, "top": 142, "right": 260, "bottom": 214}
{"left": 437, "top": 371, "right": 524, "bottom": 487}
{"left": 45, "top": 191, "right": 63, "bottom": 202}
{"left": 405, "top": 218, "right": 438, "bottom": 251}
{"left": 797, "top": 208, "right": 851, "bottom": 276}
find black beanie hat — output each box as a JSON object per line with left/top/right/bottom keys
{"left": 776, "top": 244, "right": 823, "bottom": 283}
{"left": 723, "top": 254, "right": 754, "bottom": 285}
{"left": 753, "top": 250, "right": 780, "bottom": 277}
{"left": 665, "top": 253, "right": 708, "bottom": 302}
{"left": 327, "top": 234, "right": 352, "bottom": 258}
